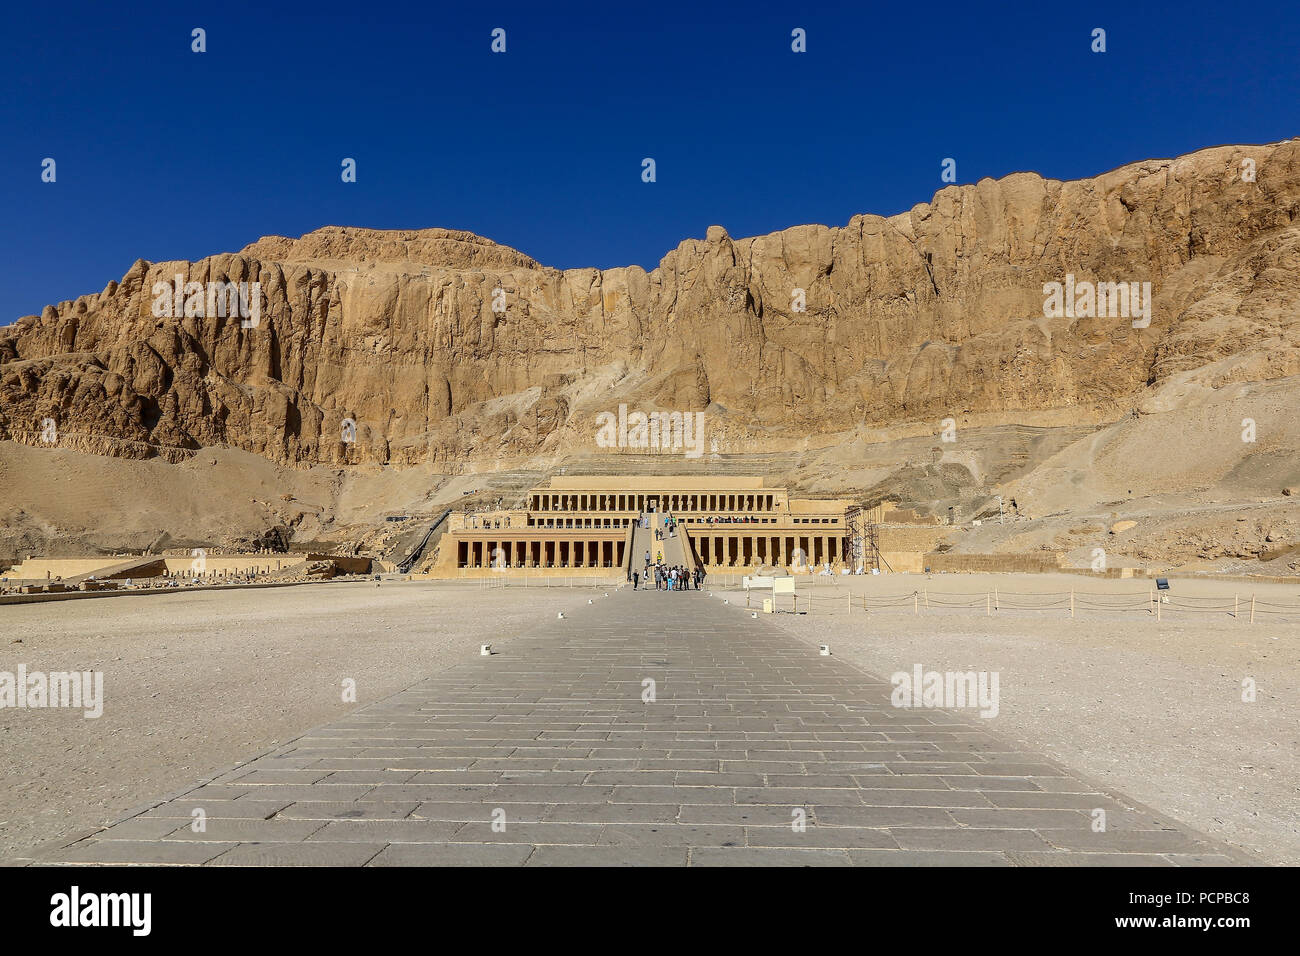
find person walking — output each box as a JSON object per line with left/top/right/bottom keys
{"left": 632, "top": 570, "right": 640, "bottom": 590}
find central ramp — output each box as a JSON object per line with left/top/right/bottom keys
{"left": 42, "top": 591, "right": 1246, "bottom": 866}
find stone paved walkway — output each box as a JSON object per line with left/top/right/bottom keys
{"left": 39, "top": 589, "right": 1251, "bottom": 866}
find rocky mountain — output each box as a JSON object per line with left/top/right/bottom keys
{"left": 2, "top": 140, "right": 1299, "bottom": 476}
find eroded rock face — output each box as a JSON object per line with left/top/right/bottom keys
{"left": 3, "top": 142, "right": 1299, "bottom": 470}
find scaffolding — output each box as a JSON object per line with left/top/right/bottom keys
{"left": 846, "top": 504, "right": 893, "bottom": 573}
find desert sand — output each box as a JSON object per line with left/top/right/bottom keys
{"left": 0, "top": 580, "right": 595, "bottom": 862}
{"left": 713, "top": 572, "right": 1300, "bottom": 864}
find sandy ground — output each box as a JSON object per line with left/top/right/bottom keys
{"left": 712, "top": 572, "right": 1300, "bottom": 865}
{"left": 0, "top": 580, "right": 595, "bottom": 862}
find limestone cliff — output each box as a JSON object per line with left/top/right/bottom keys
{"left": 2, "top": 140, "right": 1299, "bottom": 472}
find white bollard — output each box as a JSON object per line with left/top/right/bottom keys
{"left": 557, "top": 612, "right": 565, "bottom": 620}
{"left": 819, "top": 644, "right": 830, "bottom": 656}
{"left": 751, "top": 611, "right": 757, "bottom": 619}
{"left": 588, "top": 598, "right": 593, "bottom": 604}
{"left": 480, "top": 644, "right": 492, "bottom": 657}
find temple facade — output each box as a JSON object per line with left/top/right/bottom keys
{"left": 426, "top": 476, "right": 853, "bottom": 578}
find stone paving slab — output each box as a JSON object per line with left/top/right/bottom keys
{"left": 36, "top": 588, "right": 1256, "bottom": 866}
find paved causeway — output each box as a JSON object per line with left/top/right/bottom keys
{"left": 41, "top": 588, "right": 1248, "bottom": 866}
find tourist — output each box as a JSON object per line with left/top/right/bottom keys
{"left": 632, "top": 570, "right": 640, "bottom": 590}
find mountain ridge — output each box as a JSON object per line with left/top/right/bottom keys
{"left": 2, "top": 138, "right": 1298, "bottom": 476}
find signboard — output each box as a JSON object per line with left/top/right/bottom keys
{"left": 1156, "top": 578, "right": 1170, "bottom": 591}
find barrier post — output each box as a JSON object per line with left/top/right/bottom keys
{"left": 1156, "top": 595, "right": 1161, "bottom": 622}
{"left": 1234, "top": 593, "right": 1239, "bottom": 618}
{"left": 994, "top": 587, "right": 998, "bottom": 610}
{"left": 986, "top": 592, "right": 991, "bottom": 616}
{"left": 913, "top": 592, "right": 918, "bottom": 615}
{"left": 1250, "top": 594, "right": 1255, "bottom": 624}
{"left": 924, "top": 588, "right": 930, "bottom": 609}
{"left": 1070, "top": 589, "right": 1074, "bottom": 619}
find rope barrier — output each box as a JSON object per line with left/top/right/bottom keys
{"left": 718, "top": 583, "right": 1300, "bottom": 621}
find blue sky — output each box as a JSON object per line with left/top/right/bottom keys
{"left": 2, "top": 0, "right": 1297, "bottom": 323}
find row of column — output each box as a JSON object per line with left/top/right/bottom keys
{"left": 531, "top": 492, "right": 778, "bottom": 513}
{"left": 458, "top": 539, "right": 625, "bottom": 570}
{"left": 170, "top": 564, "right": 283, "bottom": 578}
{"left": 697, "top": 534, "right": 842, "bottom": 568}
{"left": 529, "top": 517, "right": 633, "bottom": 529}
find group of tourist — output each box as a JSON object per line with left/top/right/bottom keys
{"left": 653, "top": 514, "right": 679, "bottom": 540}
{"left": 632, "top": 562, "right": 704, "bottom": 592}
